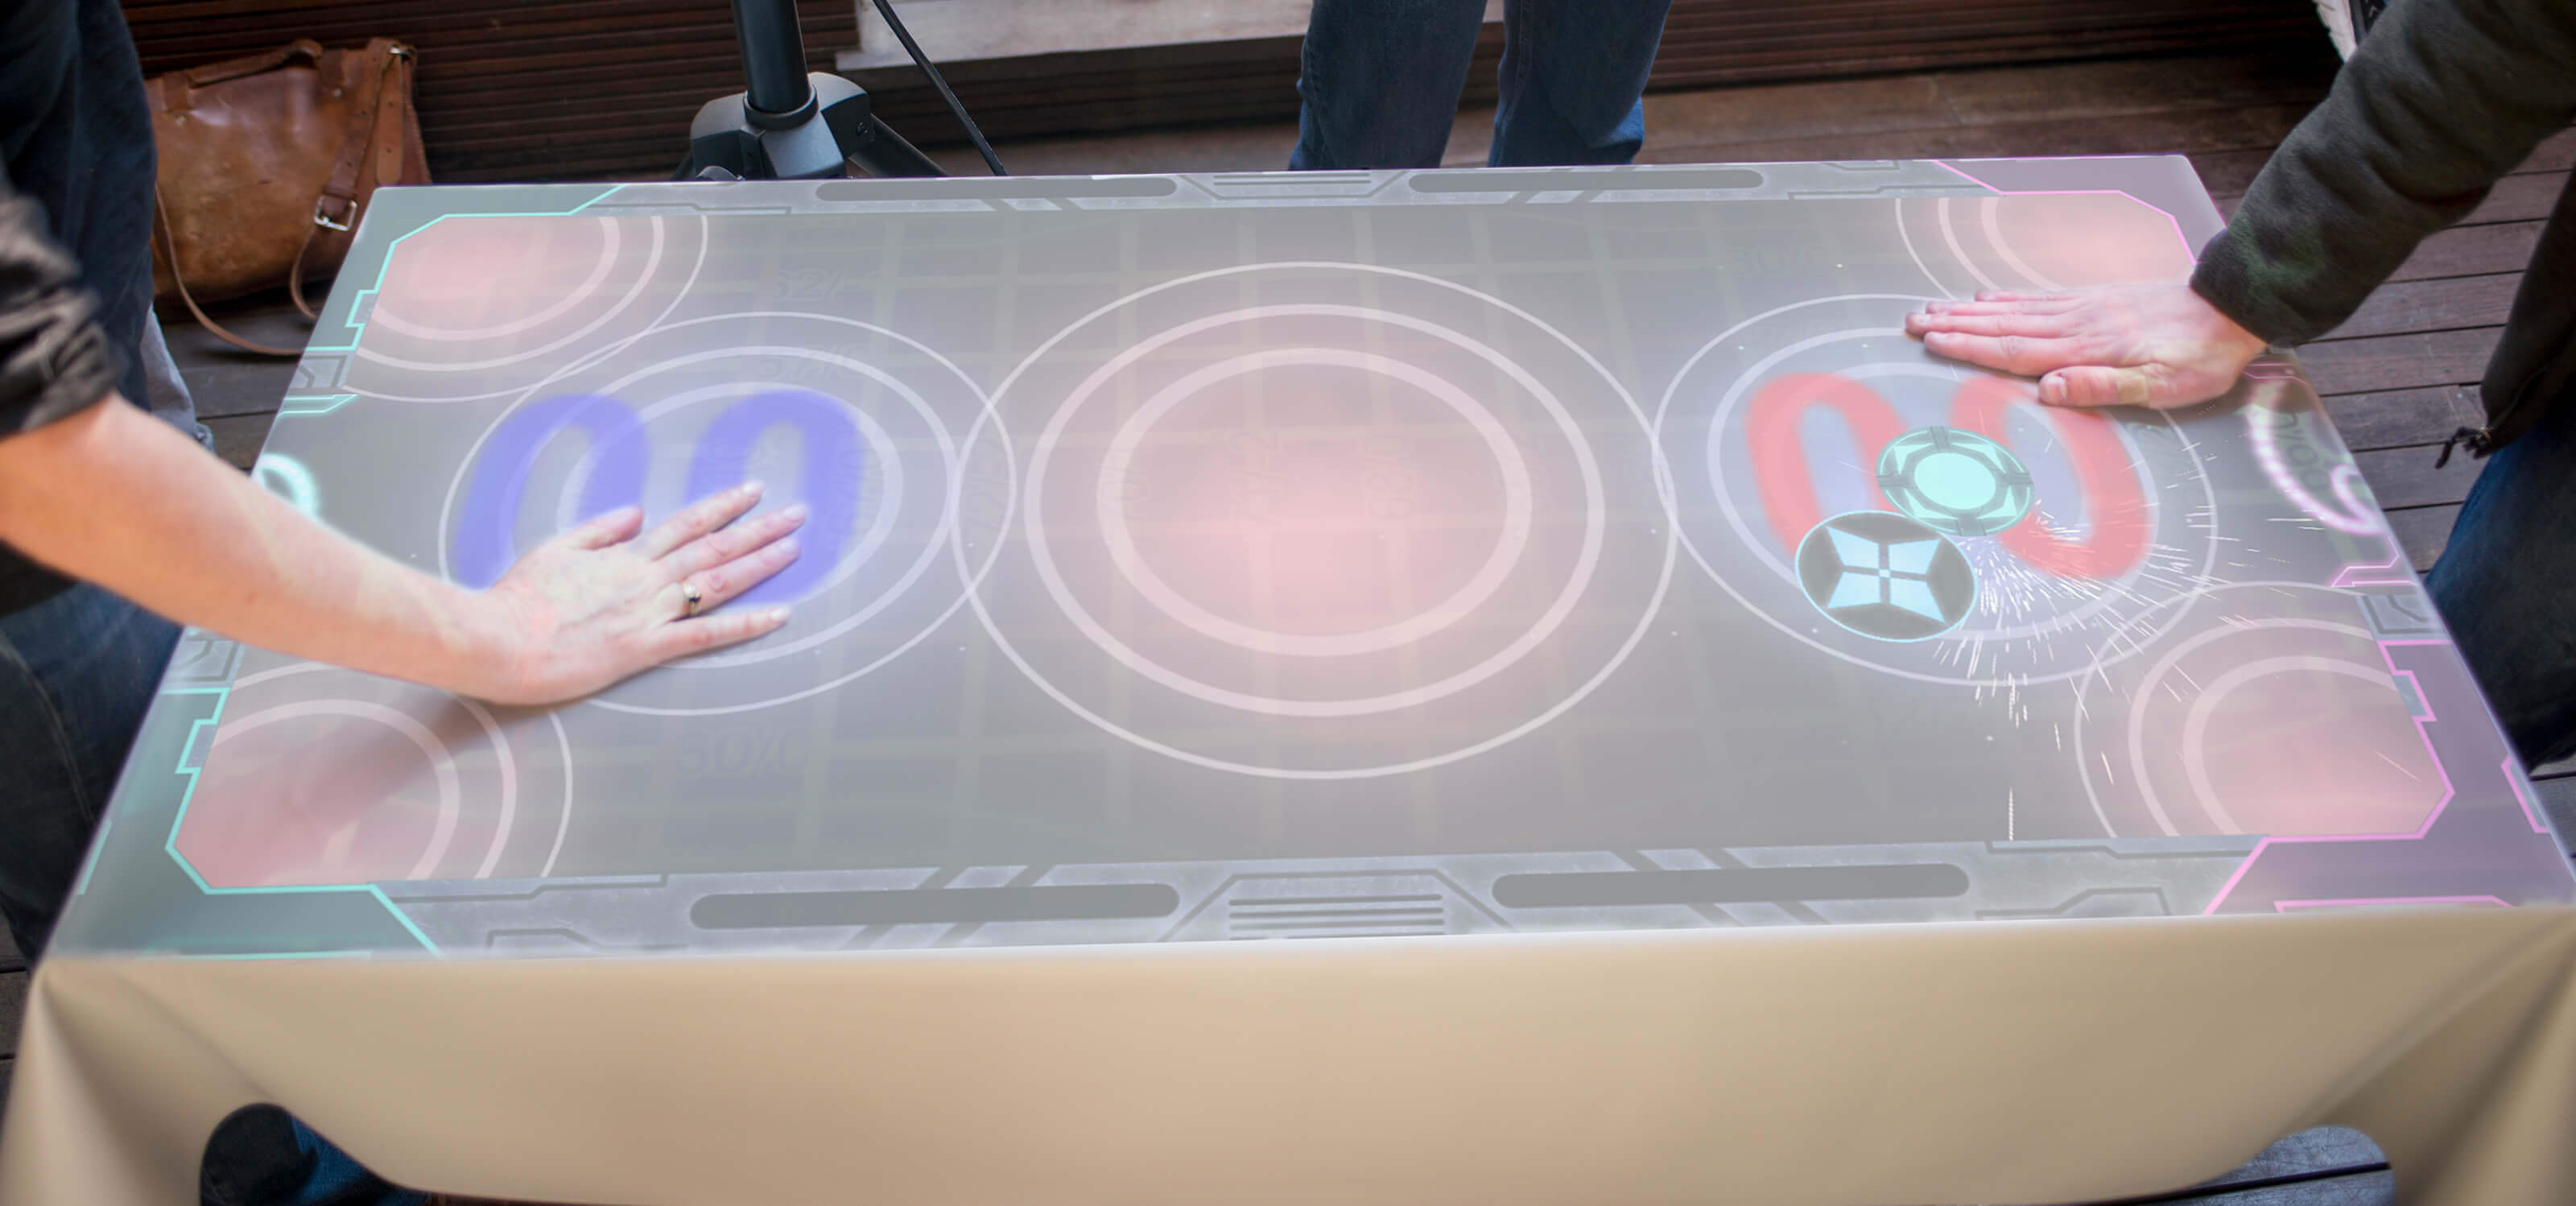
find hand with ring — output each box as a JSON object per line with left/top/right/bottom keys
{"left": 465, "top": 481, "right": 805, "bottom": 704}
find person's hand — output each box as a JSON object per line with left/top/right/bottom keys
{"left": 468, "top": 481, "right": 805, "bottom": 704}
{"left": 1903, "top": 283, "right": 2269, "bottom": 409}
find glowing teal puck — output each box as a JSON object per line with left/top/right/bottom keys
{"left": 1876, "top": 426, "right": 2034, "bottom": 539}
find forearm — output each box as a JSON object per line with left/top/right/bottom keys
{"left": 2193, "top": 0, "right": 2576, "bottom": 344}
{"left": 0, "top": 396, "right": 514, "bottom": 695}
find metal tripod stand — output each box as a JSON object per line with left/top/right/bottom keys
{"left": 681, "top": 0, "right": 1002, "bottom": 181}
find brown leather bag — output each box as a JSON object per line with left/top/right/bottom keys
{"left": 146, "top": 38, "right": 429, "bottom": 356}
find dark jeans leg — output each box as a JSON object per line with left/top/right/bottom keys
{"left": 1488, "top": 0, "right": 1676, "bottom": 166}
{"left": 1290, "top": 0, "right": 1486, "bottom": 170}
{"left": 0, "top": 583, "right": 177, "bottom": 960}
{"left": 2426, "top": 395, "right": 2576, "bottom": 770}
{"left": 201, "top": 1107, "right": 426, "bottom": 1206}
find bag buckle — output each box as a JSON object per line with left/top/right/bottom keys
{"left": 312, "top": 198, "right": 356, "bottom": 232}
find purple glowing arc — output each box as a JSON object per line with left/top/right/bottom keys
{"left": 452, "top": 393, "right": 647, "bottom": 589}
{"left": 683, "top": 388, "right": 862, "bottom": 605}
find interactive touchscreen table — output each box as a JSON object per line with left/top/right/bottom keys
{"left": 13, "top": 160, "right": 2576, "bottom": 1206}
{"left": 57, "top": 158, "right": 2576, "bottom": 953}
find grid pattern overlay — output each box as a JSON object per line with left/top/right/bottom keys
{"left": 52, "top": 162, "right": 2576, "bottom": 959}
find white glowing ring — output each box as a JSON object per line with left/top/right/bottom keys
{"left": 352, "top": 217, "right": 710, "bottom": 405}
{"left": 958, "top": 260, "right": 1674, "bottom": 782}
{"left": 358, "top": 217, "right": 672, "bottom": 373}
{"left": 429, "top": 312, "right": 1007, "bottom": 718}
{"left": 370, "top": 217, "right": 623, "bottom": 341}
{"left": 2118, "top": 615, "right": 2376, "bottom": 836}
{"left": 211, "top": 700, "right": 464, "bottom": 882}
{"left": 1025, "top": 304, "right": 1602, "bottom": 718}
{"left": 225, "top": 662, "right": 575, "bottom": 880}
{"left": 2177, "top": 655, "right": 2399, "bottom": 834}
{"left": 1649, "top": 293, "right": 2221, "bottom": 688}
{"left": 1093, "top": 346, "right": 1534, "bottom": 659}
{"left": 1979, "top": 196, "right": 2067, "bottom": 293}
{"left": 2245, "top": 387, "right": 2384, "bottom": 536}
{"left": 619, "top": 378, "right": 909, "bottom": 669}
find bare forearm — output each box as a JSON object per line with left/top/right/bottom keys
{"left": 0, "top": 398, "right": 512, "bottom": 694}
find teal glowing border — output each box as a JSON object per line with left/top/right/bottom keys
{"left": 279, "top": 394, "right": 358, "bottom": 417}
{"left": 74, "top": 184, "right": 635, "bottom": 958}
{"left": 153, "top": 683, "right": 443, "bottom": 956}
{"left": 305, "top": 184, "right": 630, "bottom": 355}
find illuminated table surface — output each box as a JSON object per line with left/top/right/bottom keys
{"left": 7, "top": 160, "right": 2576, "bottom": 1206}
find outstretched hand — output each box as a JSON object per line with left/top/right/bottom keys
{"left": 1903, "top": 283, "right": 2269, "bottom": 409}
{"left": 469, "top": 481, "right": 805, "bottom": 705}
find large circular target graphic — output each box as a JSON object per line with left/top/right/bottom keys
{"left": 1653, "top": 294, "right": 2219, "bottom": 685}
{"left": 1894, "top": 192, "right": 2194, "bottom": 300}
{"left": 2074, "top": 584, "right": 2445, "bottom": 839}
{"left": 439, "top": 312, "right": 1007, "bottom": 715}
{"left": 172, "top": 663, "right": 574, "bottom": 886}
{"left": 346, "top": 214, "right": 710, "bottom": 403}
{"left": 959, "top": 262, "right": 1674, "bottom": 779}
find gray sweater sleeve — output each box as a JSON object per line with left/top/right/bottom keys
{"left": 2190, "top": 0, "right": 2576, "bottom": 345}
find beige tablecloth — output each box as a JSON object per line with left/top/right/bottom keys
{"left": 6, "top": 906, "right": 2576, "bottom": 1206}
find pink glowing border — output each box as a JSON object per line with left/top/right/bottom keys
{"left": 2274, "top": 894, "right": 2508, "bottom": 911}
{"left": 2328, "top": 551, "right": 2413, "bottom": 589}
{"left": 1930, "top": 159, "right": 2200, "bottom": 271}
{"left": 2505, "top": 757, "right": 2553, "bottom": 835}
{"left": 2198, "top": 638, "right": 2462, "bottom": 915}
{"left": 2237, "top": 361, "right": 2388, "bottom": 537}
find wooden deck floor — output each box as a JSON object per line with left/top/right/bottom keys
{"left": 6, "top": 35, "right": 2570, "bottom": 1206}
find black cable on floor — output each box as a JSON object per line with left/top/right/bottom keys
{"left": 869, "top": 0, "right": 1006, "bottom": 176}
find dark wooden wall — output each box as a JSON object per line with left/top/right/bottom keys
{"left": 124, "top": 0, "right": 2320, "bottom": 183}
{"left": 122, "top": 0, "right": 857, "bottom": 183}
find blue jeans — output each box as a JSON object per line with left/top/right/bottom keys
{"left": 2428, "top": 394, "right": 2576, "bottom": 770}
{"left": 0, "top": 581, "right": 177, "bottom": 960}
{"left": 1290, "top": 0, "right": 1675, "bottom": 170}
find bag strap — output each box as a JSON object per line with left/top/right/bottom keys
{"left": 185, "top": 39, "right": 324, "bottom": 89}
{"left": 289, "top": 40, "right": 413, "bottom": 320}
{"left": 155, "top": 190, "right": 303, "bottom": 357}
{"left": 151, "top": 40, "right": 324, "bottom": 116}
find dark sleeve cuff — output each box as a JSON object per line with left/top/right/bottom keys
{"left": 2189, "top": 229, "right": 2321, "bottom": 349}
{"left": 2185, "top": 0, "right": 2576, "bottom": 349}
{"left": 0, "top": 194, "right": 122, "bottom": 437}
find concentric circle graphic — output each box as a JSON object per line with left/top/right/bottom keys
{"left": 959, "top": 262, "right": 1674, "bottom": 779}
{"left": 172, "top": 662, "right": 575, "bottom": 886}
{"left": 2073, "top": 584, "right": 2445, "bottom": 840}
{"left": 1652, "top": 294, "right": 2219, "bottom": 685}
{"left": 1894, "top": 193, "right": 2194, "bottom": 301}
{"left": 438, "top": 312, "right": 1009, "bottom": 716}
{"left": 1092, "top": 347, "right": 1538, "bottom": 661}
{"left": 2241, "top": 366, "right": 2388, "bottom": 539}
{"left": 346, "top": 214, "right": 710, "bottom": 403}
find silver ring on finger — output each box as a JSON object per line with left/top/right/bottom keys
{"left": 679, "top": 580, "right": 705, "bottom": 619}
